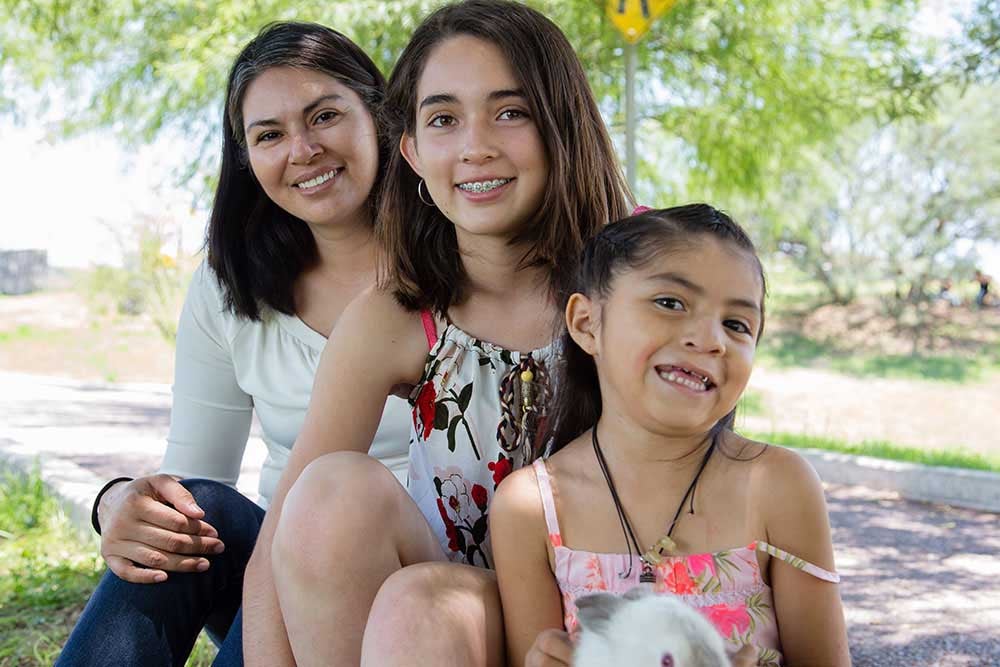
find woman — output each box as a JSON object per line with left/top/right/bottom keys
{"left": 55, "top": 21, "right": 409, "bottom": 666}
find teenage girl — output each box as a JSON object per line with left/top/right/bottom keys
{"left": 491, "top": 206, "right": 850, "bottom": 667}
{"left": 241, "top": 2, "right": 632, "bottom": 665}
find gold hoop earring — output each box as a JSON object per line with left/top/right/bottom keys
{"left": 417, "top": 179, "right": 435, "bottom": 207}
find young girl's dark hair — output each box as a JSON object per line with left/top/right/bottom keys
{"left": 377, "top": 0, "right": 632, "bottom": 313}
{"left": 548, "top": 203, "right": 767, "bottom": 454}
{"left": 207, "top": 21, "right": 388, "bottom": 320}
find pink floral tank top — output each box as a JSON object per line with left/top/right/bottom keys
{"left": 406, "top": 312, "right": 555, "bottom": 569}
{"left": 532, "top": 459, "right": 840, "bottom": 666}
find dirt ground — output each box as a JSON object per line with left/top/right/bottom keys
{"left": 742, "top": 366, "right": 1000, "bottom": 458}
{"left": 0, "top": 290, "right": 175, "bottom": 382}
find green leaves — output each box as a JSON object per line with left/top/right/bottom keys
{"left": 0, "top": 0, "right": 957, "bottom": 214}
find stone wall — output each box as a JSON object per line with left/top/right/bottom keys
{"left": 0, "top": 250, "right": 48, "bottom": 295}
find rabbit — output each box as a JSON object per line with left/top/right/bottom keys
{"left": 574, "top": 587, "right": 730, "bottom": 667}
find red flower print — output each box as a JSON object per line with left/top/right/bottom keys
{"left": 662, "top": 561, "right": 697, "bottom": 595}
{"left": 471, "top": 484, "right": 489, "bottom": 511}
{"left": 436, "top": 498, "right": 461, "bottom": 553}
{"left": 687, "top": 553, "right": 717, "bottom": 579}
{"left": 703, "top": 603, "right": 751, "bottom": 638}
{"left": 488, "top": 455, "right": 513, "bottom": 487}
{"left": 414, "top": 382, "right": 437, "bottom": 440}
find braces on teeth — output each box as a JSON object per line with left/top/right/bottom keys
{"left": 297, "top": 170, "right": 337, "bottom": 189}
{"left": 460, "top": 178, "right": 509, "bottom": 193}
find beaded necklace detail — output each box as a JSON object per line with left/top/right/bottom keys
{"left": 591, "top": 428, "right": 715, "bottom": 583}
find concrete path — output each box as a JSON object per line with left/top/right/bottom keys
{"left": 0, "top": 371, "right": 997, "bottom": 666}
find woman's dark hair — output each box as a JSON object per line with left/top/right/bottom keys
{"left": 548, "top": 203, "right": 767, "bottom": 455}
{"left": 206, "top": 21, "right": 387, "bottom": 320}
{"left": 377, "top": 0, "right": 632, "bottom": 313}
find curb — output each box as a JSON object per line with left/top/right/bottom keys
{"left": 0, "top": 438, "right": 102, "bottom": 540}
{"left": 797, "top": 447, "right": 1000, "bottom": 514}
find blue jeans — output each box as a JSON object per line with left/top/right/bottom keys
{"left": 55, "top": 479, "right": 265, "bottom": 667}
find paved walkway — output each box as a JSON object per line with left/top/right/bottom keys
{"left": 0, "top": 371, "right": 997, "bottom": 666}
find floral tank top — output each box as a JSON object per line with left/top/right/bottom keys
{"left": 533, "top": 460, "right": 840, "bottom": 666}
{"left": 407, "top": 311, "right": 556, "bottom": 569}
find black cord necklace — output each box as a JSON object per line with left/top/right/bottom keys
{"left": 591, "top": 427, "right": 715, "bottom": 583}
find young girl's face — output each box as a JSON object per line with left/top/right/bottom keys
{"left": 400, "top": 35, "right": 549, "bottom": 242}
{"left": 583, "top": 237, "right": 764, "bottom": 437}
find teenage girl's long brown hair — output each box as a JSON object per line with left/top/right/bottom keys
{"left": 377, "top": 0, "right": 632, "bottom": 313}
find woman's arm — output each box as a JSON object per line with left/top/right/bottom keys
{"left": 242, "top": 287, "right": 428, "bottom": 666}
{"left": 97, "top": 262, "right": 248, "bottom": 582}
{"left": 490, "top": 465, "right": 569, "bottom": 667}
{"left": 760, "top": 447, "right": 851, "bottom": 667}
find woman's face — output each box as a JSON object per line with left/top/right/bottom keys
{"left": 242, "top": 67, "right": 379, "bottom": 229}
{"left": 400, "top": 35, "right": 549, "bottom": 242}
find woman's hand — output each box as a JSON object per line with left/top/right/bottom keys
{"left": 97, "top": 474, "right": 224, "bottom": 583}
{"left": 525, "top": 629, "right": 573, "bottom": 667}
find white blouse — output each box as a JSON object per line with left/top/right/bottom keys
{"left": 159, "top": 261, "right": 410, "bottom": 508}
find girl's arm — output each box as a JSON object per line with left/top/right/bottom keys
{"left": 490, "top": 465, "right": 569, "bottom": 667}
{"left": 242, "top": 287, "right": 428, "bottom": 666}
{"left": 760, "top": 447, "right": 851, "bottom": 667}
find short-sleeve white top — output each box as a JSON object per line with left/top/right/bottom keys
{"left": 159, "top": 261, "right": 410, "bottom": 508}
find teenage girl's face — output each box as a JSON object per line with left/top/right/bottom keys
{"left": 577, "top": 237, "right": 764, "bottom": 438}
{"left": 400, "top": 35, "right": 549, "bottom": 241}
{"left": 243, "top": 67, "right": 379, "bottom": 229}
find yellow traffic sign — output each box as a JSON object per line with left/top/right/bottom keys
{"left": 605, "top": 0, "right": 679, "bottom": 44}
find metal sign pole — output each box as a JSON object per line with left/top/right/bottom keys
{"left": 625, "top": 41, "right": 637, "bottom": 191}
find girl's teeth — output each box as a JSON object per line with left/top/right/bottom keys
{"left": 458, "top": 178, "right": 510, "bottom": 193}
{"left": 296, "top": 170, "right": 337, "bottom": 189}
{"left": 663, "top": 371, "right": 708, "bottom": 392}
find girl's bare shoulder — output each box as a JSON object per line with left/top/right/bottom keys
{"left": 733, "top": 434, "right": 823, "bottom": 498}
{"left": 734, "top": 434, "right": 832, "bottom": 554}
{"left": 331, "top": 285, "right": 430, "bottom": 386}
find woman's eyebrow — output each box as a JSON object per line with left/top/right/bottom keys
{"left": 245, "top": 94, "right": 344, "bottom": 132}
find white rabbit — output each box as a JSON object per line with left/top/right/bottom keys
{"left": 574, "top": 587, "right": 730, "bottom": 667}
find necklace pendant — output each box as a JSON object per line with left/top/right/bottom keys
{"left": 639, "top": 562, "right": 656, "bottom": 584}
{"left": 654, "top": 535, "right": 677, "bottom": 555}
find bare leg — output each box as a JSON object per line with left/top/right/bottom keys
{"left": 361, "top": 562, "right": 506, "bottom": 667}
{"left": 272, "top": 451, "right": 445, "bottom": 667}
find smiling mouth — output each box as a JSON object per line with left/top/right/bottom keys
{"left": 656, "top": 365, "right": 716, "bottom": 392}
{"left": 456, "top": 178, "right": 512, "bottom": 193}
{"left": 295, "top": 169, "right": 341, "bottom": 189}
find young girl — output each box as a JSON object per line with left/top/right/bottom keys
{"left": 241, "top": 2, "right": 631, "bottom": 665}
{"left": 491, "top": 206, "right": 850, "bottom": 667}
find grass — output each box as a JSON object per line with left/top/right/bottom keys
{"left": 757, "top": 331, "right": 1000, "bottom": 383}
{"left": 0, "top": 468, "right": 103, "bottom": 665}
{"left": 737, "top": 389, "right": 766, "bottom": 418}
{"left": 0, "top": 468, "right": 218, "bottom": 666}
{"left": 748, "top": 431, "right": 1000, "bottom": 473}
{"left": 0, "top": 325, "right": 66, "bottom": 345}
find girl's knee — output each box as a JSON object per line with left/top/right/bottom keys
{"left": 273, "top": 452, "right": 401, "bottom": 568}
{"left": 372, "top": 563, "right": 500, "bottom": 622}
{"left": 366, "top": 564, "right": 504, "bottom": 666}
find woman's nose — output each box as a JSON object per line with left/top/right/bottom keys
{"left": 289, "top": 131, "right": 322, "bottom": 164}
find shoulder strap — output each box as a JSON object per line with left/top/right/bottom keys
{"left": 752, "top": 541, "right": 841, "bottom": 583}
{"left": 532, "top": 459, "right": 564, "bottom": 548}
{"left": 420, "top": 310, "right": 437, "bottom": 350}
